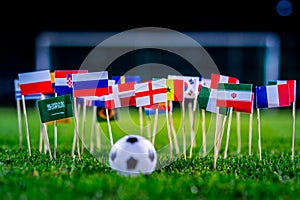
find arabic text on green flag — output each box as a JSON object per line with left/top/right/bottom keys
{"left": 38, "top": 94, "right": 73, "bottom": 123}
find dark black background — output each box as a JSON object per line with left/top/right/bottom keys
{"left": 0, "top": 1, "right": 299, "bottom": 105}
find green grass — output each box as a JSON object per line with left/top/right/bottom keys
{"left": 0, "top": 106, "right": 300, "bottom": 199}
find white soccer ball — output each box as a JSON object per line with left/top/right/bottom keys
{"left": 109, "top": 135, "right": 157, "bottom": 176}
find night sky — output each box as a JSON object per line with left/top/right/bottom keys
{"left": 0, "top": 1, "right": 299, "bottom": 105}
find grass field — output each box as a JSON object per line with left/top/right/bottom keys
{"left": 0, "top": 105, "right": 300, "bottom": 199}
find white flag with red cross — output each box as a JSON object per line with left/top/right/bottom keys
{"left": 134, "top": 79, "right": 167, "bottom": 107}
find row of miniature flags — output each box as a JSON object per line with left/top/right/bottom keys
{"left": 15, "top": 69, "right": 296, "bottom": 163}
{"left": 15, "top": 69, "right": 296, "bottom": 138}
{"left": 14, "top": 80, "right": 295, "bottom": 115}
{"left": 16, "top": 70, "right": 296, "bottom": 118}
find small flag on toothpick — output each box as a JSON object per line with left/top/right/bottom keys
{"left": 168, "top": 75, "right": 199, "bottom": 159}
{"left": 72, "top": 71, "right": 109, "bottom": 97}
{"left": 256, "top": 84, "right": 290, "bottom": 108}
{"left": 216, "top": 83, "right": 253, "bottom": 112}
{"left": 210, "top": 73, "right": 239, "bottom": 89}
{"left": 14, "top": 79, "right": 42, "bottom": 100}
{"left": 268, "top": 80, "right": 296, "bottom": 103}
{"left": 37, "top": 94, "right": 74, "bottom": 123}
{"left": 210, "top": 73, "right": 240, "bottom": 157}
{"left": 267, "top": 80, "right": 296, "bottom": 160}
{"left": 255, "top": 83, "right": 290, "bottom": 161}
{"left": 18, "top": 70, "right": 54, "bottom": 156}
{"left": 18, "top": 70, "right": 54, "bottom": 95}
{"left": 168, "top": 75, "right": 199, "bottom": 99}
{"left": 135, "top": 79, "right": 167, "bottom": 107}
{"left": 105, "top": 82, "right": 136, "bottom": 109}
{"left": 198, "top": 86, "right": 229, "bottom": 115}
{"left": 166, "top": 79, "right": 184, "bottom": 101}
{"left": 37, "top": 93, "right": 74, "bottom": 160}
{"left": 54, "top": 70, "right": 88, "bottom": 95}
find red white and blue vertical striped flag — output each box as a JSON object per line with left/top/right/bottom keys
{"left": 18, "top": 70, "right": 54, "bottom": 95}
{"left": 268, "top": 80, "right": 296, "bottom": 103}
{"left": 54, "top": 70, "right": 88, "bottom": 95}
{"left": 256, "top": 84, "right": 290, "bottom": 108}
{"left": 72, "top": 71, "right": 109, "bottom": 97}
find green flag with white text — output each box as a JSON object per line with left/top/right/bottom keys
{"left": 38, "top": 94, "right": 73, "bottom": 123}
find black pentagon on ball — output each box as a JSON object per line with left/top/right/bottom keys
{"left": 148, "top": 149, "right": 155, "bottom": 162}
{"left": 126, "top": 136, "right": 138, "bottom": 144}
{"left": 127, "top": 157, "right": 138, "bottom": 169}
{"left": 110, "top": 151, "right": 117, "bottom": 161}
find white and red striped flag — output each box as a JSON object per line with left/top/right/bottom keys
{"left": 135, "top": 79, "right": 167, "bottom": 107}
{"left": 18, "top": 70, "right": 54, "bottom": 95}
{"left": 14, "top": 79, "right": 43, "bottom": 100}
{"left": 233, "top": 93, "right": 254, "bottom": 114}
{"left": 210, "top": 73, "right": 239, "bottom": 89}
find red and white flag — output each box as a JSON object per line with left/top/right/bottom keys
{"left": 135, "top": 79, "right": 167, "bottom": 107}
{"left": 210, "top": 73, "right": 239, "bottom": 89}
{"left": 18, "top": 70, "right": 54, "bottom": 95}
{"left": 105, "top": 82, "right": 136, "bottom": 109}
{"left": 234, "top": 93, "right": 254, "bottom": 114}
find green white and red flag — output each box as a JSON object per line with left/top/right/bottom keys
{"left": 216, "top": 83, "right": 253, "bottom": 113}
{"left": 198, "top": 86, "right": 228, "bottom": 115}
